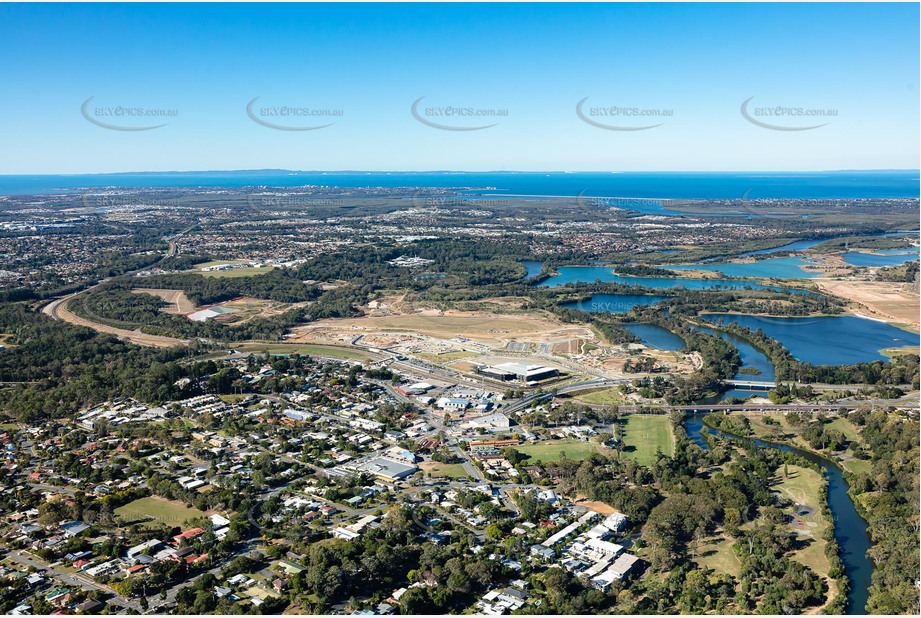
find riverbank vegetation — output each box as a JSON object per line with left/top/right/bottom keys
{"left": 844, "top": 408, "right": 920, "bottom": 614}
{"left": 697, "top": 408, "right": 919, "bottom": 614}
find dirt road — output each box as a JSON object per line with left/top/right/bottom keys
{"left": 42, "top": 294, "right": 188, "bottom": 348}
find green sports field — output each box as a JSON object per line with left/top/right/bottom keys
{"left": 515, "top": 439, "right": 600, "bottom": 463}
{"left": 619, "top": 415, "right": 674, "bottom": 466}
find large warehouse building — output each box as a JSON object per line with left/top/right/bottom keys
{"left": 476, "top": 362, "right": 560, "bottom": 383}
{"left": 354, "top": 457, "right": 419, "bottom": 482}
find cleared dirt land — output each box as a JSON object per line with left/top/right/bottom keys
{"left": 816, "top": 279, "right": 920, "bottom": 328}
{"left": 132, "top": 288, "right": 196, "bottom": 314}
{"left": 289, "top": 311, "right": 594, "bottom": 349}
{"left": 419, "top": 461, "right": 470, "bottom": 479}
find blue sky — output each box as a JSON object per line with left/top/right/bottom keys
{"left": 0, "top": 2, "right": 917, "bottom": 173}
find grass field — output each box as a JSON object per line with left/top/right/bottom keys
{"left": 773, "top": 465, "right": 833, "bottom": 580}
{"left": 192, "top": 260, "right": 274, "bottom": 278}
{"left": 572, "top": 387, "right": 625, "bottom": 406}
{"left": 745, "top": 413, "right": 871, "bottom": 475}
{"left": 824, "top": 417, "right": 860, "bottom": 442}
{"left": 231, "top": 343, "right": 370, "bottom": 361}
{"left": 419, "top": 462, "right": 470, "bottom": 479}
{"left": 217, "top": 394, "right": 250, "bottom": 404}
{"left": 843, "top": 458, "right": 872, "bottom": 474}
{"left": 619, "top": 415, "right": 674, "bottom": 466}
{"left": 115, "top": 497, "right": 208, "bottom": 526}
{"left": 881, "top": 346, "right": 920, "bottom": 358}
{"left": 691, "top": 534, "right": 740, "bottom": 575}
{"left": 515, "top": 439, "right": 600, "bottom": 463}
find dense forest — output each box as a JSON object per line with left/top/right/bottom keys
{"left": 0, "top": 303, "right": 194, "bottom": 420}
{"left": 845, "top": 408, "right": 920, "bottom": 614}
{"left": 70, "top": 286, "right": 311, "bottom": 341}
{"left": 136, "top": 270, "right": 321, "bottom": 305}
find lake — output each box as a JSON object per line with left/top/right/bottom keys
{"left": 561, "top": 293, "right": 669, "bottom": 314}
{"left": 669, "top": 256, "right": 820, "bottom": 279}
{"left": 842, "top": 250, "right": 919, "bottom": 267}
{"left": 521, "top": 260, "right": 544, "bottom": 279}
{"left": 696, "top": 325, "right": 775, "bottom": 382}
{"left": 702, "top": 314, "right": 919, "bottom": 364}
{"left": 624, "top": 323, "right": 686, "bottom": 351}
{"left": 537, "top": 266, "right": 776, "bottom": 290}
{"left": 683, "top": 414, "right": 872, "bottom": 614}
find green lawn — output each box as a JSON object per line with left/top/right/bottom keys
{"left": 843, "top": 458, "right": 872, "bottom": 475}
{"left": 691, "top": 534, "right": 740, "bottom": 576}
{"left": 619, "top": 415, "right": 674, "bottom": 466}
{"left": 115, "top": 497, "right": 208, "bottom": 527}
{"left": 824, "top": 417, "right": 860, "bottom": 443}
{"left": 572, "top": 387, "right": 625, "bottom": 406}
{"left": 217, "top": 394, "right": 250, "bottom": 404}
{"left": 516, "top": 440, "right": 600, "bottom": 463}
{"left": 229, "top": 343, "right": 370, "bottom": 361}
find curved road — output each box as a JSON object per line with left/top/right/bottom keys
{"left": 42, "top": 292, "right": 188, "bottom": 347}
{"left": 41, "top": 235, "right": 192, "bottom": 348}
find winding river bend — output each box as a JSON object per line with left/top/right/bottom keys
{"left": 684, "top": 414, "right": 873, "bottom": 614}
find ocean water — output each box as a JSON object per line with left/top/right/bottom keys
{"left": 1, "top": 170, "right": 917, "bottom": 203}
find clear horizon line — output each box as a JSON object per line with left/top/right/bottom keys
{"left": 2, "top": 168, "right": 919, "bottom": 177}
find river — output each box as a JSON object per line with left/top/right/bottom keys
{"left": 683, "top": 414, "right": 873, "bottom": 614}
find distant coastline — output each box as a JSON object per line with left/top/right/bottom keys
{"left": 0, "top": 170, "right": 918, "bottom": 198}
